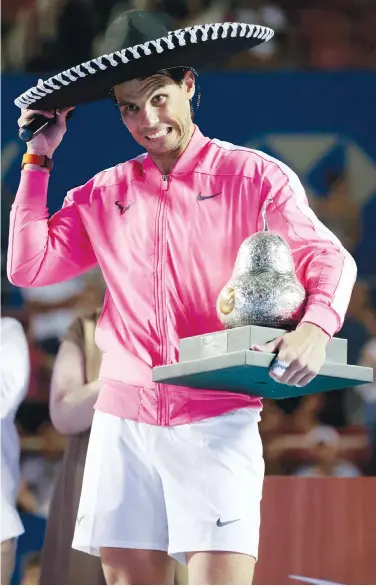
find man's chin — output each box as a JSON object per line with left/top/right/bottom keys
{"left": 147, "top": 140, "right": 177, "bottom": 156}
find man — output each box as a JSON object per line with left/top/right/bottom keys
{"left": 1, "top": 317, "right": 30, "bottom": 584}
{"left": 356, "top": 337, "right": 376, "bottom": 474}
{"left": 294, "top": 425, "right": 361, "bottom": 478}
{"left": 9, "top": 10, "right": 357, "bottom": 585}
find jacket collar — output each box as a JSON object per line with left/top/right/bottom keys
{"left": 141, "top": 125, "right": 210, "bottom": 177}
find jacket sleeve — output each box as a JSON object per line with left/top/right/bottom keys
{"left": 260, "top": 160, "right": 357, "bottom": 338}
{"left": 7, "top": 170, "right": 98, "bottom": 287}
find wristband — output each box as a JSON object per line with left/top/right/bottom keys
{"left": 21, "top": 153, "right": 54, "bottom": 172}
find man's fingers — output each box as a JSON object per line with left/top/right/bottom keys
{"left": 270, "top": 351, "right": 313, "bottom": 384}
{"left": 294, "top": 372, "right": 315, "bottom": 388}
{"left": 18, "top": 106, "right": 74, "bottom": 127}
{"left": 260, "top": 327, "right": 326, "bottom": 387}
{"left": 22, "top": 109, "right": 55, "bottom": 120}
{"left": 269, "top": 345, "right": 295, "bottom": 381}
{"left": 57, "top": 106, "right": 75, "bottom": 117}
{"left": 270, "top": 359, "right": 317, "bottom": 386}
{"left": 55, "top": 107, "right": 75, "bottom": 131}
{"left": 270, "top": 360, "right": 299, "bottom": 383}
{"left": 283, "top": 367, "right": 312, "bottom": 387}
{"left": 18, "top": 109, "right": 56, "bottom": 129}
{"left": 252, "top": 336, "right": 283, "bottom": 353}
{"left": 270, "top": 357, "right": 293, "bottom": 381}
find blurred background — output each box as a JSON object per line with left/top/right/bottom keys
{"left": 1, "top": 0, "right": 376, "bottom": 583}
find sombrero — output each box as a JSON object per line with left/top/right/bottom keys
{"left": 14, "top": 9, "right": 274, "bottom": 111}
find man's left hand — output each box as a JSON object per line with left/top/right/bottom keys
{"left": 251, "top": 323, "right": 330, "bottom": 387}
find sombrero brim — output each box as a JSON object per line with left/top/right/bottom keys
{"left": 14, "top": 22, "right": 274, "bottom": 111}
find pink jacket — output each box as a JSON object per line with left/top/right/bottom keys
{"left": 8, "top": 126, "right": 357, "bottom": 425}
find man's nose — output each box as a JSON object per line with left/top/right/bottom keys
{"left": 140, "top": 105, "right": 158, "bottom": 128}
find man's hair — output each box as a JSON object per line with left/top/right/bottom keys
{"left": 156, "top": 67, "right": 189, "bottom": 84}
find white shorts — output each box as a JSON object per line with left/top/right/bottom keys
{"left": 72, "top": 407, "right": 265, "bottom": 564}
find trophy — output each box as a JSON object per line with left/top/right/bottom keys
{"left": 153, "top": 207, "right": 373, "bottom": 399}
{"left": 216, "top": 205, "right": 307, "bottom": 331}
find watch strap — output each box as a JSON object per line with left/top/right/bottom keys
{"left": 21, "top": 153, "right": 54, "bottom": 171}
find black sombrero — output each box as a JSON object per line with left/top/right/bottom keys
{"left": 14, "top": 10, "right": 274, "bottom": 111}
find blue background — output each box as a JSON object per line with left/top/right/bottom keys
{"left": 2, "top": 71, "right": 376, "bottom": 277}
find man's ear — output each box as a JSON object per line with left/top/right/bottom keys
{"left": 184, "top": 70, "right": 195, "bottom": 100}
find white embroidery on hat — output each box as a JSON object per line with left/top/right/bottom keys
{"left": 14, "top": 23, "right": 274, "bottom": 109}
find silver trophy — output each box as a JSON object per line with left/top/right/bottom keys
{"left": 153, "top": 205, "right": 373, "bottom": 399}
{"left": 216, "top": 205, "right": 307, "bottom": 330}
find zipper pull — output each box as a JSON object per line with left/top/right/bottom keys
{"left": 162, "top": 174, "right": 169, "bottom": 191}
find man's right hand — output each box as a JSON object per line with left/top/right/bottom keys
{"left": 18, "top": 106, "right": 74, "bottom": 158}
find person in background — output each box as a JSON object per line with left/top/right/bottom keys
{"left": 21, "top": 552, "right": 42, "bottom": 586}
{"left": 39, "top": 308, "right": 106, "bottom": 585}
{"left": 1, "top": 317, "right": 30, "bottom": 585}
{"left": 260, "top": 394, "right": 326, "bottom": 475}
{"left": 356, "top": 337, "right": 376, "bottom": 475}
{"left": 294, "top": 424, "right": 361, "bottom": 478}
{"left": 40, "top": 305, "right": 186, "bottom": 585}
{"left": 21, "top": 277, "right": 88, "bottom": 357}
{"left": 313, "top": 170, "right": 361, "bottom": 254}
{"left": 19, "top": 421, "right": 66, "bottom": 519}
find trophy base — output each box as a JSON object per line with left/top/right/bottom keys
{"left": 152, "top": 326, "right": 373, "bottom": 399}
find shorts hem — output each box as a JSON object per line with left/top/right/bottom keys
{"left": 169, "top": 544, "right": 258, "bottom": 561}
{"left": 72, "top": 541, "right": 168, "bottom": 557}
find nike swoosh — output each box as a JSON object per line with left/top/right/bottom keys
{"left": 197, "top": 192, "right": 222, "bottom": 201}
{"left": 216, "top": 518, "right": 240, "bottom": 527}
{"left": 289, "top": 575, "right": 343, "bottom": 585}
{"left": 76, "top": 515, "right": 84, "bottom": 526}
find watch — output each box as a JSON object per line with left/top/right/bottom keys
{"left": 21, "top": 153, "right": 54, "bottom": 171}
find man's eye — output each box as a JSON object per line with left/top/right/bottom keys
{"left": 120, "top": 104, "right": 138, "bottom": 114}
{"left": 152, "top": 94, "right": 166, "bottom": 104}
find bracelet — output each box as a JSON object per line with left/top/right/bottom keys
{"left": 21, "top": 153, "right": 54, "bottom": 172}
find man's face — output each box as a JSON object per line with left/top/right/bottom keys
{"left": 113, "top": 71, "right": 195, "bottom": 156}
{"left": 312, "top": 441, "right": 338, "bottom": 465}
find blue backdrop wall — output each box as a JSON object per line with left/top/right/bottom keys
{"left": 2, "top": 71, "right": 376, "bottom": 277}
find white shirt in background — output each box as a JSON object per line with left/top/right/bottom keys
{"left": 294, "top": 461, "right": 361, "bottom": 478}
{"left": 20, "top": 456, "right": 60, "bottom": 519}
{"left": 1, "top": 317, "right": 30, "bottom": 542}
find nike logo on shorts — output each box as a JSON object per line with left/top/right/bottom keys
{"left": 216, "top": 517, "right": 240, "bottom": 527}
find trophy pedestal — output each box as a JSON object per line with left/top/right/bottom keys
{"left": 152, "top": 326, "right": 373, "bottom": 399}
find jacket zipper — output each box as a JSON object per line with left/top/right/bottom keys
{"left": 156, "top": 174, "right": 169, "bottom": 425}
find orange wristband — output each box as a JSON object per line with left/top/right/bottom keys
{"left": 21, "top": 153, "right": 54, "bottom": 172}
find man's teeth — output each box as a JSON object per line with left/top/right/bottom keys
{"left": 147, "top": 128, "right": 170, "bottom": 139}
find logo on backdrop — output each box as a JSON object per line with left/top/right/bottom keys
{"left": 246, "top": 133, "right": 376, "bottom": 207}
